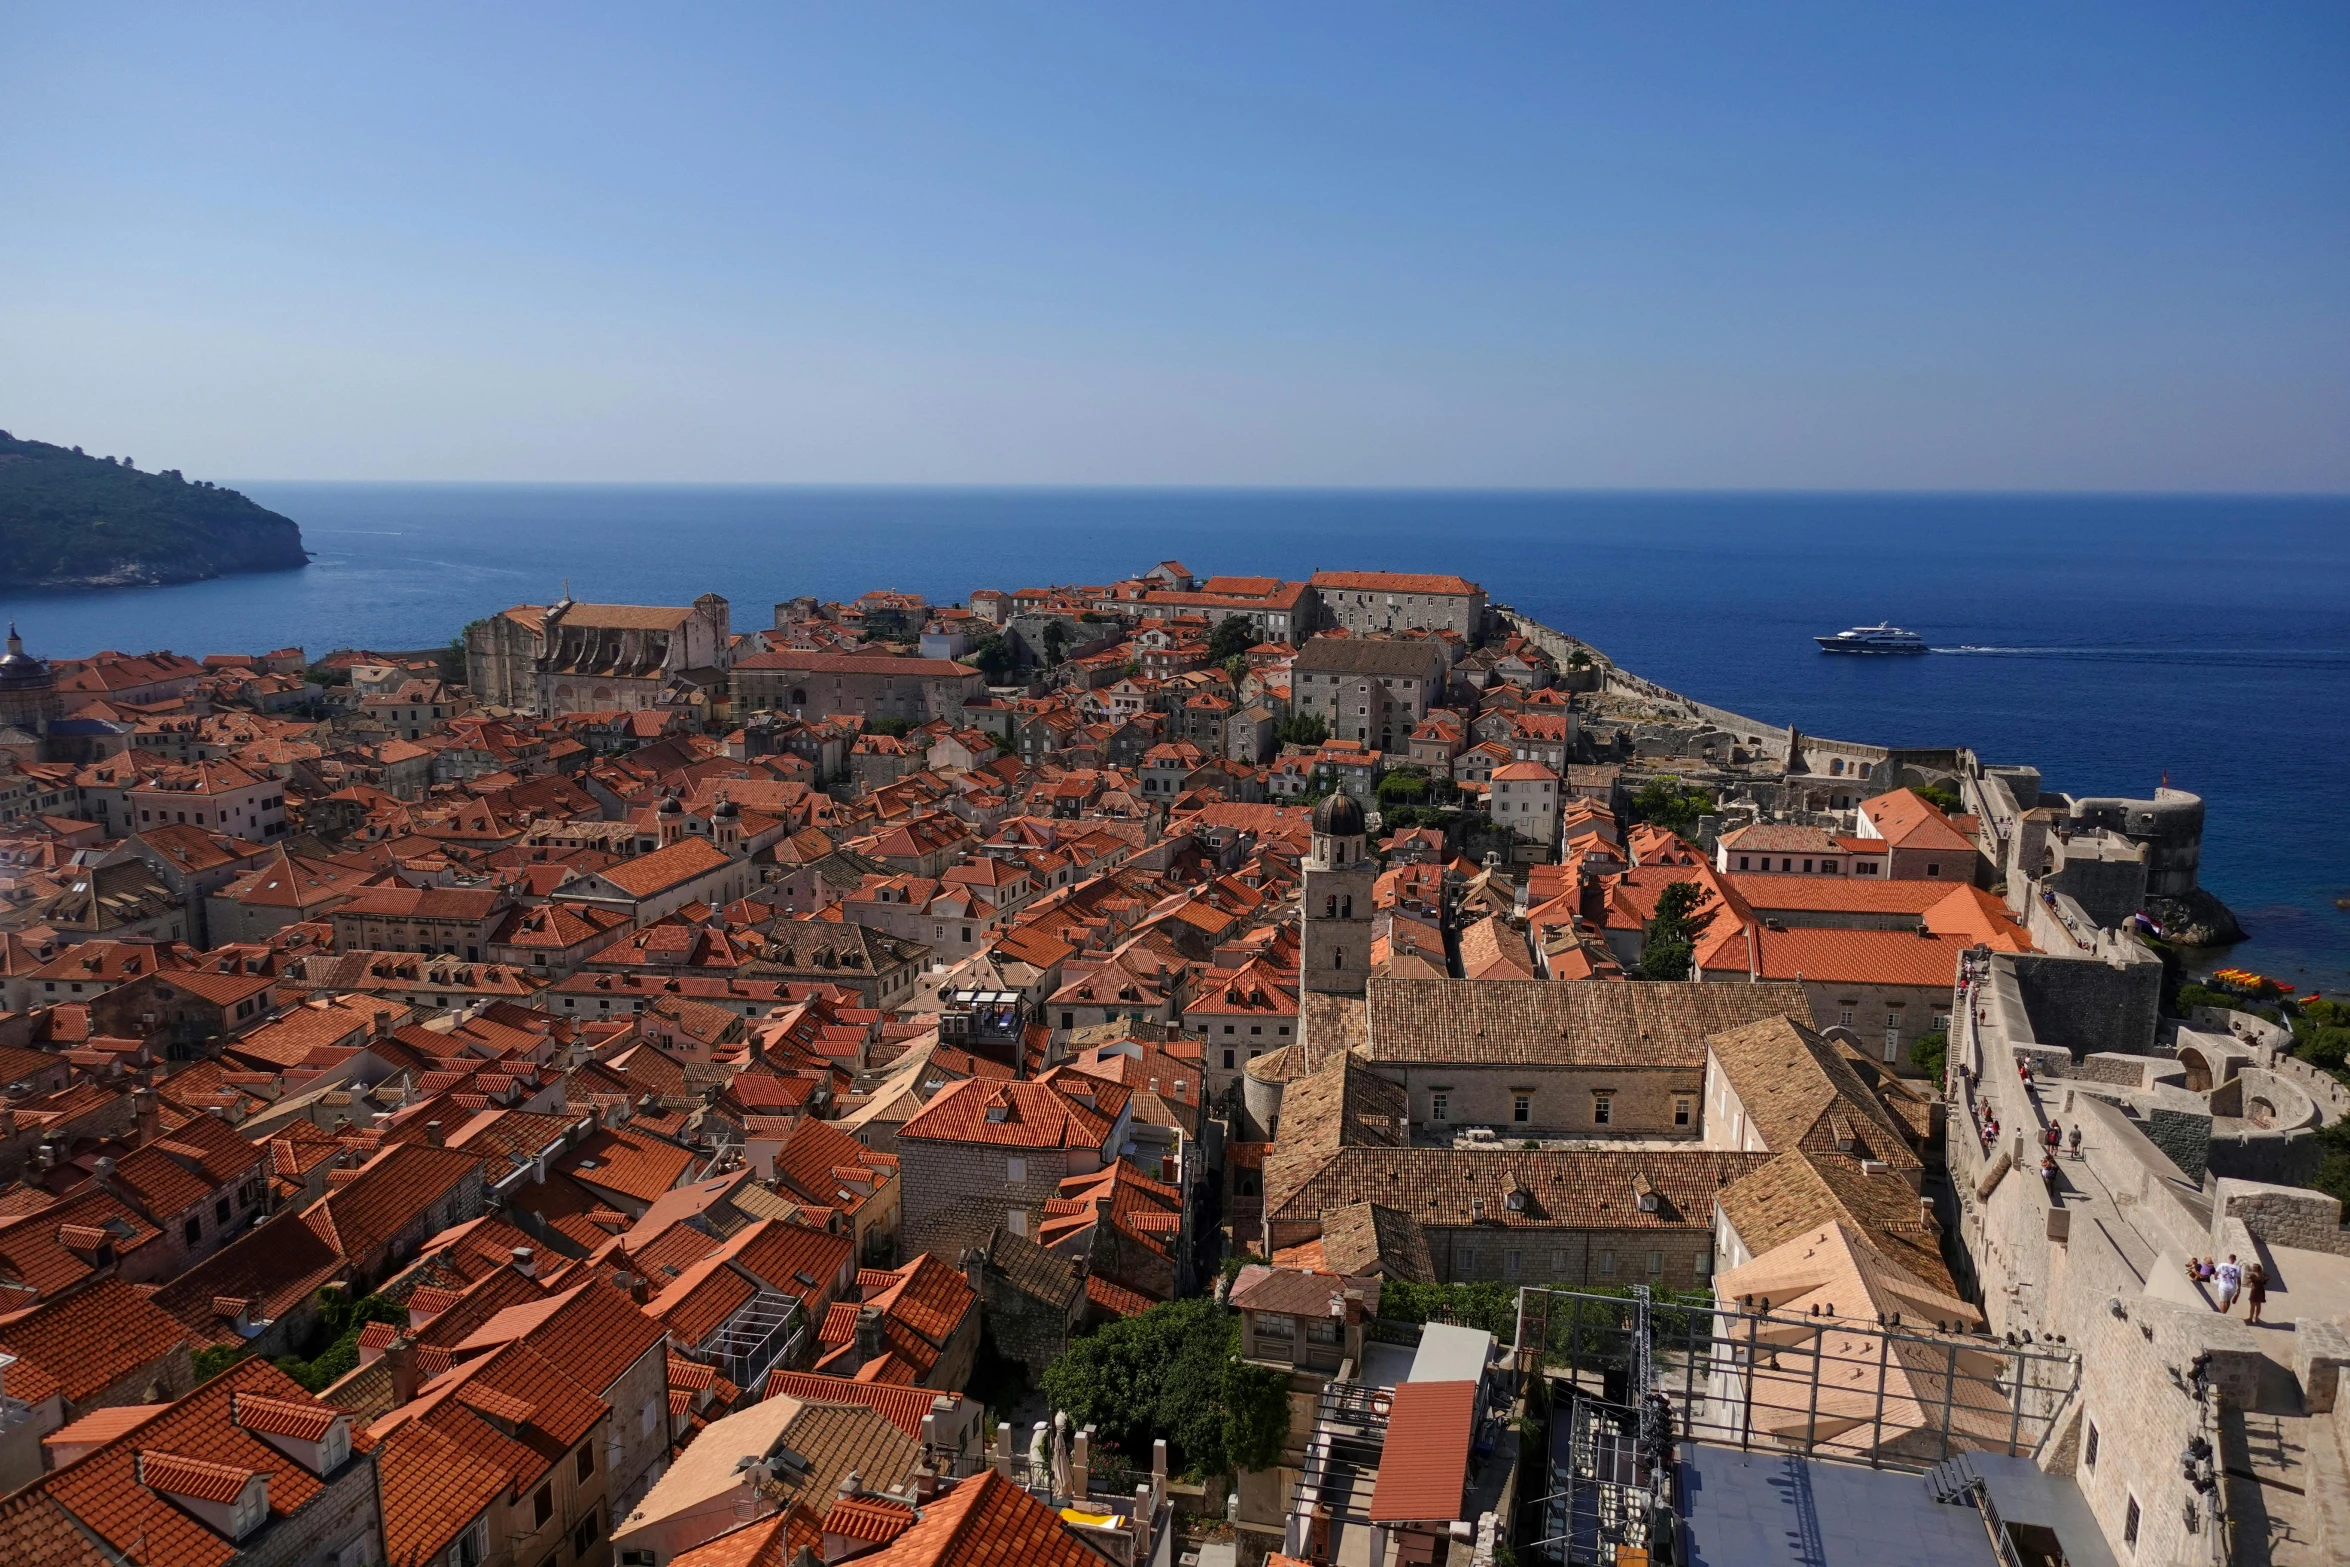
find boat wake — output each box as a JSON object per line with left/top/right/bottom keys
{"left": 1930, "top": 644, "right": 2349, "bottom": 670}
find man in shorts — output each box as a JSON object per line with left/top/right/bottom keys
{"left": 2215, "top": 1254, "right": 2243, "bottom": 1314}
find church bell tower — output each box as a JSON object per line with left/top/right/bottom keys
{"left": 1301, "top": 792, "right": 1376, "bottom": 997}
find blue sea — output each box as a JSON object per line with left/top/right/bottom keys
{"left": 6, "top": 486, "right": 2346, "bottom": 988}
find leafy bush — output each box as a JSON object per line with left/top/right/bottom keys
{"left": 271, "top": 1292, "right": 406, "bottom": 1393}
{"left": 1040, "top": 1296, "right": 1277, "bottom": 1478}
{"left": 1911, "top": 1030, "right": 1949, "bottom": 1082}
{"left": 868, "top": 715, "right": 913, "bottom": 738}
{"left": 1628, "top": 776, "right": 1714, "bottom": 836}
{"left": 1376, "top": 767, "right": 1429, "bottom": 806}
{"left": 1277, "top": 713, "right": 1329, "bottom": 748}
{"left": 1637, "top": 879, "right": 1706, "bottom": 980}
{"left": 1916, "top": 782, "right": 1965, "bottom": 816}
{"left": 1207, "top": 615, "right": 1256, "bottom": 662}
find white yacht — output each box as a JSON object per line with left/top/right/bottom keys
{"left": 1814, "top": 623, "right": 1927, "bottom": 654}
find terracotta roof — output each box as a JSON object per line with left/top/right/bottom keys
{"left": 36, "top": 1360, "right": 368, "bottom": 1567}
{"left": 1316, "top": 1201, "right": 1435, "bottom": 1282}
{"left": 1694, "top": 924, "right": 1979, "bottom": 989}
{"left": 1723, "top": 874, "right": 1954, "bottom": 913}
{"left": 1714, "top": 1151, "right": 1953, "bottom": 1294}
{"left": 1366, "top": 1380, "right": 1477, "bottom": 1522}
{"left": 758, "top": 1372, "right": 956, "bottom": 1438}
{"left": 0, "top": 1276, "right": 189, "bottom": 1405}
{"left": 585, "top": 835, "right": 737, "bottom": 900}
{"left": 1701, "top": 1017, "right": 1921, "bottom": 1171}
{"left": 1269, "top": 1147, "right": 1769, "bottom": 1231}
{"left": 136, "top": 1450, "right": 259, "bottom": 1504}
{"left": 1358, "top": 975, "right": 1810, "bottom": 1068}
{"left": 1311, "top": 571, "right": 1480, "bottom": 596}
{"left": 841, "top": 1468, "right": 1106, "bottom": 1567}
{"left": 897, "top": 1077, "right": 1114, "bottom": 1151}
{"left": 1858, "top": 789, "right": 1976, "bottom": 854}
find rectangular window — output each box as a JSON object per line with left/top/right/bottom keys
{"left": 1223, "top": 1049, "right": 1235, "bottom": 1069}
{"left": 1673, "top": 1097, "right": 1693, "bottom": 1127}
{"left": 1006, "top": 1209, "right": 1027, "bottom": 1236}
{"left": 577, "top": 1443, "right": 594, "bottom": 1481}
{"left": 2123, "top": 1497, "right": 2139, "bottom": 1550}
{"left": 1648, "top": 1251, "right": 1664, "bottom": 1277}
{"left": 1884, "top": 1027, "right": 1901, "bottom": 1064}
{"left": 1926, "top": 862, "right": 1940, "bottom": 876}
{"left": 1504, "top": 1251, "right": 1521, "bottom": 1278}
{"left": 1513, "top": 1095, "right": 1531, "bottom": 1123}
{"left": 1431, "top": 1094, "right": 1449, "bottom": 1121}
{"left": 1593, "top": 1097, "right": 1612, "bottom": 1126}
{"left": 1458, "top": 1248, "right": 1477, "bottom": 1275}
{"left": 1060, "top": 1012, "right": 1073, "bottom": 1029}
{"left": 533, "top": 1484, "right": 553, "bottom": 1527}
{"left": 1839, "top": 1006, "right": 1855, "bottom": 1026}
{"left": 573, "top": 1509, "right": 599, "bottom": 1559}
{"left": 1006, "top": 1157, "right": 1026, "bottom": 1183}
{"left": 1597, "top": 1250, "right": 1616, "bottom": 1277}
{"left": 2084, "top": 1421, "right": 2099, "bottom": 1470}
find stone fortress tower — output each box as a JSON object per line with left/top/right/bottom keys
{"left": 1300, "top": 791, "right": 1376, "bottom": 997}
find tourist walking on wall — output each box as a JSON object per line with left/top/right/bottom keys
{"left": 2245, "top": 1261, "right": 2268, "bottom": 1324}
{"left": 2067, "top": 1124, "right": 2082, "bottom": 1160}
{"left": 2216, "top": 1254, "right": 2243, "bottom": 1313}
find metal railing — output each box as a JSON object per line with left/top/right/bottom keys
{"left": 1519, "top": 1288, "right": 2078, "bottom": 1476}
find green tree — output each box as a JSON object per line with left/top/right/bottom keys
{"left": 1916, "top": 782, "right": 1965, "bottom": 816}
{"left": 969, "top": 633, "right": 1016, "bottom": 684}
{"left": 1376, "top": 767, "right": 1430, "bottom": 807}
{"left": 271, "top": 1292, "right": 407, "bottom": 1392}
{"left": 1277, "top": 712, "right": 1329, "bottom": 748}
{"left": 1637, "top": 879, "right": 1706, "bottom": 980}
{"left": 1207, "top": 614, "right": 1256, "bottom": 663}
{"left": 1628, "top": 776, "right": 1716, "bottom": 837}
{"left": 868, "top": 715, "right": 913, "bottom": 738}
{"left": 1040, "top": 1296, "right": 1264, "bottom": 1477}
{"left": 1042, "top": 621, "right": 1070, "bottom": 665}
{"left": 1911, "top": 1030, "right": 1949, "bottom": 1082}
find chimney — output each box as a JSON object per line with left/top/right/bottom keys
{"left": 836, "top": 1469, "right": 863, "bottom": 1502}
{"left": 510, "top": 1246, "right": 536, "bottom": 1279}
{"left": 1072, "top": 1425, "right": 1092, "bottom": 1498}
{"left": 425, "top": 1120, "right": 443, "bottom": 1147}
{"left": 855, "top": 1306, "right": 885, "bottom": 1368}
{"left": 993, "top": 1422, "right": 1014, "bottom": 1479}
{"left": 385, "top": 1336, "right": 418, "bottom": 1407}
{"left": 133, "top": 1087, "right": 161, "bottom": 1144}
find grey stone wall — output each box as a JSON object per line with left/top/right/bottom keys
{"left": 2010, "top": 952, "right": 2161, "bottom": 1060}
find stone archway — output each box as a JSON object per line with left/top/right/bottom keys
{"left": 2179, "top": 1045, "right": 2214, "bottom": 1094}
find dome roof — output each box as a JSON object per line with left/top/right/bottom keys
{"left": 1311, "top": 792, "right": 1366, "bottom": 838}
{"left": 0, "top": 625, "right": 49, "bottom": 692}
{"left": 657, "top": 792, "right": 683, "bottom": 815}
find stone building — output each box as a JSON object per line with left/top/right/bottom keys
{"left": 1287, "top": 635, "right": 1448, "bottom": 754}
{"left": 892, "top": 1076, "right": 1128, "bottom": 1264}
{"left": 731, "top": 649, "right": 986, "bottom": 725}
{"left": 1299, "top": 793, "right": 1375, "bottom": 998}
{"left": 468, "top": 592, "right": 732, "bottom": 715}
{"left": 1309, "top": 570, "right": 1487, "bottom": 640}
{"left": 1327, "top": 975, "right": 1812, "bottom": 1139}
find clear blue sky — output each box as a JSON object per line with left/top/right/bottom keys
{"left": 4, "top": 4, "right": 2344, "bottom": 489}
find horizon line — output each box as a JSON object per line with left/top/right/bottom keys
{"left": 225, "top": 478, "right": 2350, "bottom": 501}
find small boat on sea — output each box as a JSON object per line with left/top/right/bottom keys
{"left": 1815, "top": 623, "right": 1927, "bottom": 654}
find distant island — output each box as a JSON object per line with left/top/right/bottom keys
{"left": 0, "top": 429, "right": 308, "bottom": 591}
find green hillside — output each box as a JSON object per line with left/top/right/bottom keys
{"left": 0, "top": 430, "right": 308, "bottom": 590}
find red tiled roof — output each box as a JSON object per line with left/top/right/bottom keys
{"left": 136, "top": 1450, "right": 258, "bottom": 1505}
{"left": 1366, "top": 1379, "right": 1477, "bottom": 1523}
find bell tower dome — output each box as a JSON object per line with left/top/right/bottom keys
{"left": 1301, "top": 791, "right": 1375, "bottom": 996}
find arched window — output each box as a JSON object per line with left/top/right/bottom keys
{"left": 1341, "top": 896, "right": 1352, "bottom": 919}
{"left": 1324, "top": 895, "right": 1337, "bottom": 918}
